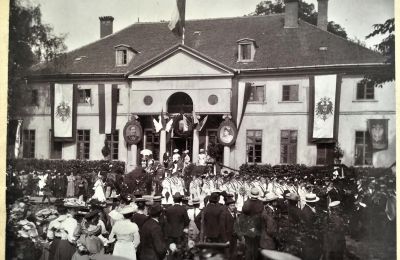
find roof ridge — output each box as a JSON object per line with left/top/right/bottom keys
{"left": 299, "top": 19, "right": 382, "bottom": 56}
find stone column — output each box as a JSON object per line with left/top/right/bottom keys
{"left": 192, "top": 129, "right": 199, "bottom": 164}
{"left": 223, "top": 146, "right": 230, "bottom": 167}
{"left": 160, "top": 130, "right": 166, "bottom": 160}
{"left": 143, "top": 133, "right": 147, "bottom": 149}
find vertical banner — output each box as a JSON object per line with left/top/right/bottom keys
{"left": 231, "top": 81, "right": 252, "bottom": 132}
{"left": 168, "top": 0, "right": 186, "bottom": 37}
{"left": 14, "top": 120, "right": 22, "bottom": 158}
{"left": 368, "top": 119, "right": 389, "bottom": 151}
{"left": 99, "top": 84, "right": 118, "bottom": 134}
{"left": 51, "top": 83, "right": 77, "bottom": 141}
{"left": 309, "top": 75, "right": 341, "bottom": 142}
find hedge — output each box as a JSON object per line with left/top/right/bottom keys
{"left": 6, "top": 159, "right": 125, "bottom": 174}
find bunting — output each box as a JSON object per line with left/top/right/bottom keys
{"left": 99, "top": 84, "right": 118, "bottom": 134}
{"left": 51, "top": 83, "right": 77, "bottom": 141}
{"left": 309, "top": 75, "right": 341, "bottom": 142}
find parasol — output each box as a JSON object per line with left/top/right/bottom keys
{"left": 140, "top": 149, "right": 153, "bottom": 156}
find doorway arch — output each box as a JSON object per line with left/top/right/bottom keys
{"left": 167, "top": 92, "right": 193, "bottom": 114}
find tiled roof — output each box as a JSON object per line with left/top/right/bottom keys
{"left": 30, "top": 14, "right": 385, "bottom": 75}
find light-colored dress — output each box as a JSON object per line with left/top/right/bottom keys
{"left": 108, "top": 219, "right": 140, "bottom": 260}
{"left": 38, "top": 174, "right": 48, "bottom": 196}
{"left": 92, "top": 179, "right": 106, "bottom": 202}
{"left": 67, "top": 175, "right": 75, "bottom": 197}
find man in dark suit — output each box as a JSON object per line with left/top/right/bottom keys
{"left": 140, "top": 205, "right": 167, "bottom": 260}
{"left": 224, "top": 196, "right": 237, "bottom": 260}
{"left": 195, "top": 192, "right": 226, "bottom": 242}
{"left": 260, "top": 193, "right": 278, "bottom": 250}
{"left": 164, "top": 192, "right": 190, "bottom": 245}
{"left": 301, "top": 193, "right": 322, "bottom": 260}
{"left": 240, "top": 188, "right": 264, "bottom": 260}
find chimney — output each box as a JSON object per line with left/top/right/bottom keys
{"left": 284, "top": 0, "right": 299, "bottom": 28}
{"left": 99, "top": 16, "right": 114, "bottom": 38}
{"left": 317, "top": 0, "right": 328, "bottom": 30}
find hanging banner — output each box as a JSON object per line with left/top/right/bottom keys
{"left": 368, "top": 119, "right": 389, "bottom": 151}
{"left": 99, "top": 84, "right": 118, "bottom": 134}
{"left": 309, "top": 75, "right": 341, "bottom": 142}
{"left": 51, "top": 83, "right": 77, "bottom": 141}
{"left": 231, "top": 80, "right": 252, "bottom": 131}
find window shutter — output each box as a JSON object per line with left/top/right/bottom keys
{"left": 290, "top": 85, "right": 299, "bottom": 101}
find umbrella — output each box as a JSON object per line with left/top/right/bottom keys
{"left": 140, "top": 149, "right": 153, "bottom": 156}
{"left": 260, "top": 249, "right": 301, "bottom": 260}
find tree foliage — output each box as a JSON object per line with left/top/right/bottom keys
{"left": 362, "top": 18, "right": 395, "bottom": 86}
{"left": 8, "top": 0, "right": 66, "bottom": 119}
{"left": 251, "top": 0, "right": 347, "bottom": 39}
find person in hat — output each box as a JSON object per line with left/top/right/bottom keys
{"left": 187, "top": 198, "right": 201, "bottom": 242}
{"left": 108, "top": 205, "right": 140, "bottom": 260}
{"left": 172, "top": 149, "right": 181, "bottom": 163}
{"left": 240, "top": 188, "right": 264, "bottom": 260}
{"left": 260, "top": 193, "right": 279, "bottom": 250}
{"left": 47, "top": 199, "right": 78, "bottom": 260}
{"left": 139, "top": 205, "right": 168, "bottom": 260}
{"left": 164, "top": 192, "right": 190, "bottom": 246}
{"left": 195, "top": 192, "right": 226, "bottom": 243}
{"left": 301, "top": 193, "right": 320, "bottom": 226}
{"left": 224, "top": 196, "right": 238, "bottom": 259}
{"left": 92, "top": 173, "right": 106, "bottom": 202}
{"left": 198, "top": 149, "right": 207, "bottom": 166}
{"left": 322, "top": 201, "right": 346, "bottom": 260}
{"left": 285, "top": 193, "right": 301, "bottom": 225}
{"left": 300, "top": 193, "right": 322, "bottom": 260}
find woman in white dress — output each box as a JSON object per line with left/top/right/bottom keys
{"left": 92, "top": 174, "right": 106, "bottom": 202}
{"left": 108, "top": 205, "right": 140, "bottom": 260}
{"left": 66, "top": 173, "right": 75, "bottom": 197}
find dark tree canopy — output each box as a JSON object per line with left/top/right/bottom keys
{"left": 363, "top": 18, "right": 395, "bottom": 86}
{"left": 251, "top": 0, "right": 347, "bottom": 39}
{"left": 8, "top": 0, "right": 66, "bottom": 119}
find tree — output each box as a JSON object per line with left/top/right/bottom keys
{"left": 251, "top": 0, "right": 347, "bottom": 38}
{"left": 8, "top": 0, "right": 66, "bottom": 119}
{"left": 363, "top": 18, "right": 395, "bottom": 86}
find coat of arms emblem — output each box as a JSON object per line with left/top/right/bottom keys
{"left": 55, "top": 101, "right": 71, "bottom": 122}
{"left": 315, "top": 97, "right": 333, "bottom": 121}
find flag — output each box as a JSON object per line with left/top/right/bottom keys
{"left": 153, "top": 116, "right": 163, "bottom": 133}
{"left": 51, "top": 83, "right": 77, "bottom": 141}
{"left": 309, "top": 75, "right": 341, "bottom": 142}
{"left": 368, "top": 119, "right": 389, "bottom": 151}
{"left": 192, "top": 110, "right": 199, "bottom": 126}
{"left": 231, "top": 80, "right": 252, "bottom": 131}
{"left": 182, "top": 114, "right": 189, "bottom": 132}
{"left": 168, "top": 0, "right": 186, "bottom": 37}
{"left": 99, "top": 84, "right": 118, "bottom": 134}
{"left": 197, "top": 115, "right": 208, "bottom": 131}
{"left": 14, "top": 120, "right": 22, "bottom": 158}
{"left": 165, "top": 119, "right": 174, "bottom": 132}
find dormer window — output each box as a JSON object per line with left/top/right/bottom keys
{"left": 237, "top": 38, "right": 257, "bottom": 62}
{"left": 114, "top": 44, "right": 138, "bottom": 66}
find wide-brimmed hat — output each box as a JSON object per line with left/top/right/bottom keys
{"left": 285, "top": 193, "right": 300, "bottom": 201}
{"left": 153, "top": 196, "right": 163, "bottom": 203}
{"left": 149, "top": 204, "right": 162, "bottom": 217}
{"left": 225, "top": 197, "right": 236, "bottom": 205}
{"left": 264, "top": 193, "right": 279, "bottom": 202}
{"left": 209, "top": 193, "right": 220, "bottom": 203}
{"left": 192, "top": 198, "right": 200, "bottom": 205}
{"left": 199, "top": 149, "right": 205, "bottom": 153}
{"left": 305, "top": 193, "right": 320, "bottom": 203}
{"left": 329, "top": 201, "right": 341, "bottom": 208}
{"left": 119, "top": 205, "right": 137, "bottom": 215}
{"left": 173, "top": 149, "right": 179, "bottom": 153}
{"left": 183, "top": 150, "right": 189, "bottom": 154}
{"left": 85, "top": 210, "right": 100, "bottom": 221}
{"left": 249, "top": 188, "right": 260, "bottom": 199}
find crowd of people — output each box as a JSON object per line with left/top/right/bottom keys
{"left": 6, "top": 149, "right": 396, "bottom": 260}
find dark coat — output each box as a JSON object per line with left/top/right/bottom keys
{"left": 242, "top": 199, "right": 264, "bottom": 217}
{"left": 164, "top": 204, "right": 190, "bottom": 238}
{"left": 259, "top": 208, "right": 278, "bottom": 250}
{"left": 301, "top": 204, "right": 317, "bottom": 227}
{"left": 224, "top": 207, "right": 236, "bottom": 242}
{"left": 195, "top": 202, "right": 226, "bottom": 240}
{"left": 140, "top": 218, "right": 167, "bottom": 260}
{"left": 323, "top": 213, "right": 346, "bottom": 260}
{"left": 131, "top": 212, "right": 149, "bottom": 230}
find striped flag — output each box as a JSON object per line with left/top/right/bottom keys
{"left": 192, "top": 110, "right": 199, "bottom": 127}
{"left": 197, "top": 115, "right": 208, "bottom": 131}
{"left": 231, "top": 80, "right": 252, "bottom": 131}
{"left": 14, "top": 120, "right": 22, "bottom": 158}
{"left": 168, "top": 0, "right": 186, "bottom": 37}
{"left": 99, "top": 84, "right": 118, "bottom": 134}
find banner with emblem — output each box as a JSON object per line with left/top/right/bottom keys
{"left": 368, "top": 119, "right": 389, "bottom": 151}
{"left": 309, "top": 75, "right": 341, "bottom": 142}
{"left": 51, "top": 83, "right": 77, "bottom": 141}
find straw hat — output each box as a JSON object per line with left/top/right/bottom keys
{"left": 264, "top": 193, "right": 279, "bottom": 202}
{"left": 249, "top": 188, "right": 260, "bottom": 199}
{"left": 329, "top": 201, "right": 341, "bottom": 208}
{"left": 305, "top": 193, "right": 320, "bottom": 203}
{"left": 199, "top": 149, "right": 205, "bottom": 153}
{"left": 119, "top": 205, "right": 136, "bottom": 215}
{"left": 173, "top": 149, "right": 179, "bottom": 153}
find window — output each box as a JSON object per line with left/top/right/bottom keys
{"left": 237, "top": 39, "right": 256, "bottom": 62}
{"left": 282, "top": 85, "right": 299, "bottom": 101}
{"left": 247, "top": 130, "right": 262, "bottom": 163}
{"left": 30, "top": 89, "right": 39, "bottom": 106}
{"left": 77, "top": 130, "right": 90, "bottom": 160}
{"left": 355, "top": 131, "right": 372, "bottom": 165}
{"left": 356, "top": 81, "right": 375, "bottom": 100}
{"left": 116, "top": 49, "right": 128, "bottom": 65}
{"left": 280, "top": 130, "right": 297, "bottom": 164}
{"left": 23, "top": 130, "right": 35, "bottom": 158}
{"left": 106, "top": 130, "right": 119, "bottom": 160}
{"left": 249, "top": 85, "right": 264, "bottom": 102}
{"left": 49, "top": 130, "right": 62, "bottom": 159}
{"left": 78, "top": 89, "right": 91, "bottom": 104}
{"left": 316, "top": 143, "right": 334, "bottom": 165}
{"left": 145, "top": 129, "right": 160, "bottom": 160}
{"left": 240, "top": 44, "right": 251, "bottom": 60}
